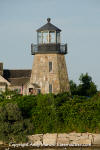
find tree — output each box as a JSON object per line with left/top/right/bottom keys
{"left": 69, "top": 80, "right": 78, "bottom": 95}
{"left": 0, "top": 103, "right": 34, "bottom": 143}
{"left": 69, "top": 73, "right": 97, "bottom": 97}
{"left": 78, "top": 73, "right": 97, "bottom": 96}
{"left": 87, "top": 82, "right": 97, "bottom": 96}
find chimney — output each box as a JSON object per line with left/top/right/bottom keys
{"left": 0, "top": 62, "right": 3, "bottom": 76}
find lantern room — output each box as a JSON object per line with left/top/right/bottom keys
{"left": 37, "top": 18, "right": 61, "bottom": 44}
{"left": 31, "top": 18, "right": 67, "bottom": 55}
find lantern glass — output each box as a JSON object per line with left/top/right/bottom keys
{"left": 57, "top": 32, "right": 60, "bottom": 43}
{"left": 49, "top": 31, "right": 55, "bottom": 43}
{"left": 38, "top": 32, "right": 42, "bottom": 44}
{"left": 43, "top": 32, "right": 48, "bottom": 43}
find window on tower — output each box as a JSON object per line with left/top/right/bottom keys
{"left": 37, "top": 89, "right": 41, "bottom": 94}
{"left": 49, "top": 62, "right": 52, "bottom": 72}
{"left": 49, "top": 84, "right": 52, "bottom": 93}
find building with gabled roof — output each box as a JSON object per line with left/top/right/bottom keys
{"left": 0, "top": 63, "right": 32, "bottom": 94}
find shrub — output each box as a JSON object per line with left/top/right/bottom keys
{"left": 0, "top": 102, "right": 34, "bottom": 143}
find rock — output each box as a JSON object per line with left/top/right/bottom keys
{"left": 92, "top": 134, "right": 100, "bottom": 145}
{"left": 69, "top": 132, "right": 77, "bottom": 136}
{"left": 57, "top": 138, "right": 69, "bottom": 146}
{"left": 69, "top": 135, "right": 77, "bottom": 141}
{"left": 78, "top": 139, "right": 91, "bottom": 145}
{"left": 80, "top": 133, "right": 89, "bottom": 140}
{"left": 76, "top": 133, "right": 82, "bottom": 137}
{"left": 68, "top": 133, "right": 81, "bottom": 141}
{"left": 57, "top": 134, "right": 69, "bottom": 146}
{"left": 32, "top": 141, "right": 43, "bottom": 146}
{"left": 58, "top": 133, "right": 68, "bottom": 138}
{"left": 89, "top": 134, "right": 93, "bottom": 142}
{"left": 27, "top": 133, "right": 100, "bottom": 147}
{"left": 70, "top": 138, "right": 91, "bottom": 145}
{"left": 68, "top": 132, "right": 81, "bottom": 137}
{"left": 43, "top": 133, "right": 57, "bottom": 146}
{"left": 28, "top": 134, "right": 43, "bottom": 146}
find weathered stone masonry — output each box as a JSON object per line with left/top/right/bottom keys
{"left": 30, "top": 54, "right": 70, "bottom": 94}
{"left": 28, "top": 133, "right": 100, "bottom": 146}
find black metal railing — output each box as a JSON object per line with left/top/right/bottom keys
{"left": 31, "top": 43, "right": 67, "bottom": 55}
{"left": 60, "top": 44, "right": 67, "bottom": 54}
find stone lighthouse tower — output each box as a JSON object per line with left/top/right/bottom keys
{"left": 30, "top": 18, "right": 70, "bottom": 94}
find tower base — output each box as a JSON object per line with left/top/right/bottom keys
{"left": 30, "top": 54, "right": 70, "bottom": 94}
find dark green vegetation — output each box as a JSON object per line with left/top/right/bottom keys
{"left": 0, "top": 73, "right": 99, "bottom": 143}
{"left": 70, "top": 73, "right": 97, "bottom": 96}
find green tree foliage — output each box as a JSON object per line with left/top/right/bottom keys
{"left": 0, "top": 102, "right": 34, "bottom": 143}
{"left": 70, "top": 73, "right": 97, "bottom": 96}
{"left": 14, "top": 95, "right": 37, "bottom": 118}
{"left": 31, "top": 94, "right": 57, "bottom": 133}
{"left": 0, "top": 90, "right": 18, "bottom": 100}
{"left": 78, "top": 73, "right": 97, "bottom": 96}
{"left": 69, "top": 80, "right": 78, "bottom": 95}
{"left": 0, "top": 73, "right": 99, "bottom": 143}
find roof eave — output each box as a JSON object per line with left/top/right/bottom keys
{"left": 36, "top": 23, "right": 61, "bottom": 32}
{"left": 37, "top": 29, "right": 61, "bottom": 32}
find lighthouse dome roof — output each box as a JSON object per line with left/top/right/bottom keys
{"left": 37, "top": 18, "right": 61, "bottom": 32}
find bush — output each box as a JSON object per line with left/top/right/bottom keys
{"left": 0, "top": 102, "right": 34, "bottom": 143}
{"left": 70, "top": 73, "right": 97, "bottom": 96}
{"left": 0, "top": 90, "right": 100, "bottom": 143}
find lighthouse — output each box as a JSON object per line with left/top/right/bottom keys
{"left": 30, "top": 18, "right": 70, "bottom": 94}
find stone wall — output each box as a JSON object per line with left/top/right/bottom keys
{"left": 57, "top": 54, "right": 70, "bottom": 92}
{"left": 30, "top": 54, "right": 70, "bottom": 94}
{"left": 28, "top": 133, "right": 100, "bottom": 146}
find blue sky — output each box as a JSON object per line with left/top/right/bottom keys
{"left": 0, "top": 0, "right": 100, "bottom": 89}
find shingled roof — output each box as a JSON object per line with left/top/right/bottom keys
{"left": 8, "top": 77, "right": 30, "bottom": 86}
{"left": 3, "top": 69, "right": 31, "bottom": 80}
{"left": 0, "top": 82, "right": 7, "bottom": 86}
{"left": 37, "top": 18, "right": 61, "bottom": 32}
{"left": 3, "top": 69, "right": 31, "bottom": 86}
